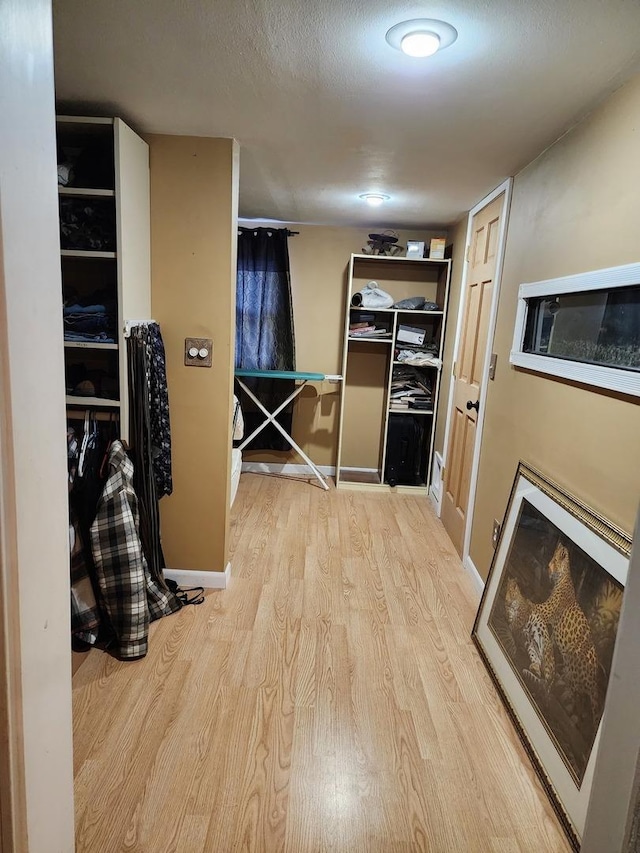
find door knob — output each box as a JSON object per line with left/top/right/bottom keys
{"left": 466, "top": 399, "right": 480, "bottom": 412}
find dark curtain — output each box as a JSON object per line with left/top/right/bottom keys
{"left": 235, "top": 227, "right": 296, "bottom": 450}
{"left": 127, "top": 323, "right": 178, "bottom": 604}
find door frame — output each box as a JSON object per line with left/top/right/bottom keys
{"left": 439, "top": 178, "right": 513, "bottom": 588}
{"left": 0, "top": 260, "right": 28, "bottom": 853}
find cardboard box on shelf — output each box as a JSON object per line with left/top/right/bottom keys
{"left": 397, "top": 325, "right": 426, "bottom": 346}
{"left": 429, "top": 237, "right": 446, "bottom": 259}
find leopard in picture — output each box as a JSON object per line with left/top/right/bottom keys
{"left": 504, "top": 541, "right": 601, "bottom": 728}
{"left": 544, "top": 541, "right": 601, "bottom": 727}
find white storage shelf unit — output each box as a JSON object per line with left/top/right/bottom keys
{"left": 336, "top": 254, "right": 451, "bottom": 491}
{"left": 57, "top": 115, "right": 151, "bottom": 440}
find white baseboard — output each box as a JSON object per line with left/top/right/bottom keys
{"left": 463, "top": 555, "right": 484, "bottom": 599}
{"left": 430, "top": 452, "right": 443, "bottom": 516}
{"left": 242, "top": 462, "right": 335, "bottom": 476}
{"left": 428, "top": 486, "right": 442, "bottom": 517}
{"left": 165, "top": 562, "right": 231, "bottom": 590}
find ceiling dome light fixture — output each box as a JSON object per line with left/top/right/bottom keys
{"left": 400, "top": 31, "right": 440, "bottom": 58}
{"left": 385, "top": 19, "right": 458, "bottom": 58}
{"left": 359, "top": 193, "right": 390, "bottom": 207}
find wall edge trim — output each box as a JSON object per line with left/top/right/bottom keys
{"left": 165, "top": 563, "right": 231, "bottom": 590}
{"left": 241, "top": 462, "right": 336, "bottom": 476}
{"left": 463, "top": 554, "right": 484, "bottom": 599}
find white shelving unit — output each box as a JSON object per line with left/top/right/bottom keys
{"left": 336, "top": 253, "right": 452, "bottom": 491}
{"left": 57, "top": 115, "right": 151, "bottom": 441}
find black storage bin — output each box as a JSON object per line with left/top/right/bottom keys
{"left": 384, "top": 414, "right": 425, "bottom": 487}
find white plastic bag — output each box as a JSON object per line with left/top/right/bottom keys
{"left": 351, "top": 281, "right": 394, "bottom": 309}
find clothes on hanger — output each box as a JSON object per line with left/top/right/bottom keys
{"left": 67, "top": 413, "right": 181, "bottom": 659}
{"left": 89, "top": 440, "right": 180, "bottom": 660}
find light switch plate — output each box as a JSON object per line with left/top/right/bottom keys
{"left": 492, "top": 519, "right": 501, "bottom": 549}
{"left": 184, "top": 337, "right": 213, "bottom": 367}
{"left": 489, "top": 352, "right": 498, "bottom": 380}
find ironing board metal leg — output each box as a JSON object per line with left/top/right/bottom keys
{"left": 235, "top": 378, "right": 330, "bottom": 490}
{"left": 236, "top": 379, "right": 307, "bottom": 449}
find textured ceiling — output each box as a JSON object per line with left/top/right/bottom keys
{"left": 53, "top": 0, "right": 640, "bottom": 228}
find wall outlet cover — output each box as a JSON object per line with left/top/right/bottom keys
{"left": 492, "top": 519, "right": 501, "bottom": 549}
{"left": 184, "top": 337, "right": 213, "bottom": 367}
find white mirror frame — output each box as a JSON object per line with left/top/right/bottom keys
{"left": 510, "top": 262, "right": 640, "bottom": 397}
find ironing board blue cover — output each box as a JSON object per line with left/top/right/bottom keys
{"left": 235, "top": 368, "right": 326, "bottom": 381}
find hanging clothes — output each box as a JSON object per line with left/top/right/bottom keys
{"left": 89, "top": 440, "right": 181, "bottom": 660}
{"left": 68, "top": 425, "right": 101, "bottom": 645}
{"left": 127, "top": 322, "right": 172, "bottom": 585}
{"left": 127, "top": 322, "right": 172, "bottom": 498}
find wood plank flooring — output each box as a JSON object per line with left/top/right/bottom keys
{"left": 73, "top": 473, "right": 571, "bottom": 852}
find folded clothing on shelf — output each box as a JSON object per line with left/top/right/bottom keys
{"left": 59, "top": 198, "right": 116, "bottom": 252}
{"left": 396, "top": 349, "right": 441, "bottom": 368}
{"left": 63, "top": 296, "right": 117, "bottom": 343}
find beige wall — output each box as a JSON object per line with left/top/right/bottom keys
{"left": 149, "top": 136, "right": 239, "bottom": 572}
{"left": 469, "top": 72, "right": 640, "bottom": 580}
{"left": 242, "top": 224, "right": 448, "bottom": 467}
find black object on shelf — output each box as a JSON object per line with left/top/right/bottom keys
{"left": 384, "top": 414, "right": 424, "bottom": 487}
{"left": 59, "top": 197, "right": 116, "bottom": 252}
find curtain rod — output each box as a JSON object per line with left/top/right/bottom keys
{"left": 238, "top": 227, "right": 299, "bottom": 236}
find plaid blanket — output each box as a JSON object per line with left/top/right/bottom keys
{"left": 90, "top": 440, "right": 181, "bottom": 659}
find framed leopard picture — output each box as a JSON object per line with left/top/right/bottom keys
{"left": 472, "top": 462, "right": 631, "bottom": 850}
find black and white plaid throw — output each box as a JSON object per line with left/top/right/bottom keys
{"left": 90, "top": 440, "right": 180, "bottom": 660}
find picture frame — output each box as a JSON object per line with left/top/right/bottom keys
{"left": 509, "top": 261, "right": 640, "bottom": 397}
{"left": 472, "top": 462, "right": 631, "bottom": 849}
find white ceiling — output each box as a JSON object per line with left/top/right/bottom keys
{"left": 53, "top": 0, "right": 640, "bottom": 228}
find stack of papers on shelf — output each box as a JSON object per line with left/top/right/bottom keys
{"left": 389, "top": 365, "right": 433, "bottom": 411}
{"left": 351, "top": 328, "right": 391, "bottom": 337}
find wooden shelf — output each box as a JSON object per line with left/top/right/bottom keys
{"left": 57, "top": 115, "right": 113, "bottom": 126}
{"left": 392, "top": 359, "right": 440, "bottom": 367}
{"left": 64, "top": 341, "right": 118, "bottom": 350}
{"left": 337, "top": 252, "right": 452, "bottom": 493}
{"left": 61, "top": 249, "right": 117, "bottom": 259}
{"left": 350, "top": 307, "right": 443, "bottom": 315}
{"left": 348, "top": 336, "right": 393, "bottom": 343}
{"left": 351, "top": 254, "right": 448, "bottom": 265}
{"left": 388, "top": 410, "right": 434, "bottom": 416}
{"left": 65, "top": 396, "right": 120, "bottom": 408}
{"left": 58, "top": 187, "right": 115, "bottom": 198}
{"left": 337, "top": 469, "right": 382, "bottom": 485}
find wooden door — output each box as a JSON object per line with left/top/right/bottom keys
{"left": 441, "top": 194, "right": 503, "bottom": 556}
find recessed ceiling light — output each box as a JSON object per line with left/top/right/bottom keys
{"left": 359, "top": 193, "right": 390, "bottom": 207}
{"left": 386, "top": 19, "right": 458, "bottom": 57}
{"left": 400, "top": 31, "right": 440, "bottom": 58}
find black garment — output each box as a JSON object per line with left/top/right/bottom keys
{"left": 127, "top": 323, "right": 172, "bottom": 587}
{"left": 235, "top": 227, "right": 296, "bottom": 451}
{"left": 148, "top": 327, "right": 172, "bottom": 497}
{"left": 89, "top": 441, "right": 181, "bottom": 660}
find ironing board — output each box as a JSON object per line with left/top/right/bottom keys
{"left": 234, "top": 369, "right": 342, "bottom": 490}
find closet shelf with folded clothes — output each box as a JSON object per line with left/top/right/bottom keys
{"left": 60, "top": 116, "right": 181, "bottom": 662}
{"left": 337, "top": 252, "right": 452, "bottom": 492}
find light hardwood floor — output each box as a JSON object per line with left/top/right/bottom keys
{"left": 73, "top": 473, "right": 571, "bottom": 852}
